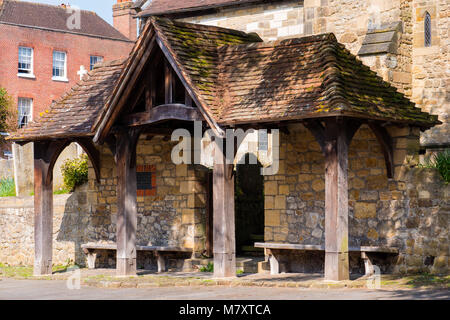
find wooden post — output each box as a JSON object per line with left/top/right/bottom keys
{"left": 33, "top": 141, "right": 54, "bottom": 276}
{"left": 164, "top": 61, "right": 173, "bottom": 104}
{"left": 305, "top": 118, "right": 360, "bottom": 281}
{"left": 115, "top": 128, "right": 140, "bottom": 276}
{"left": 323, "top": 119, "right": 350, "bottom": 281}
{"left": 213, "top": 139, "right": 236, "bottom": 278}
{"left": 205, "top": 170, "right": 214, "bottom": 257}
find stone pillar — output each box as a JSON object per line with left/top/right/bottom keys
{"left": 12, "top": 142, "right": 34, "bottom": 197}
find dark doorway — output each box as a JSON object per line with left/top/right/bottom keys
{"left": 235, "top": 154, "right": 265, "bottom": 256}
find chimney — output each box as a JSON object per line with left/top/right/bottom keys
{"left": 113, "top": 0, "right": 137, "bottom": 41}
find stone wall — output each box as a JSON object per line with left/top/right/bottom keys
{"left": 263, "top": 123, "right": 449, "bottom": 274}
{"left": 0, "top": 135, "right": 208, "bottom": 267}
{"left": 0, "top": 158, "right": 13, "bottom": 180}
{"left": 412, "top": 0, "right": 449, "bottom": 147}
{"left": 181, "top": 0, "right": 305, "bottom": 41}
{"left": 87, "top": 135, "right": 208, "bottom": 254}
{"left": 0, "top": 189, "right": 88, "bottom": 266}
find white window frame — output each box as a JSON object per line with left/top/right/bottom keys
{"left": 18, "top": 98, "right": 33, "bottom": 128}
{"left": 17, "top": 47, "right": 35, "bottom": 79}
{"left": 89, "top": 55, "right": 103, "bottom": 70}
{"left": 52, "top": 51, "right": 68, "bottom": 82}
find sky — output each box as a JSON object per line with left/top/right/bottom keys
{"left": 26, "top": 0, "right": 117, "bottom": 25}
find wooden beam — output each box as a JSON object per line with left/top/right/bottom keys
{"left": 303, "top": 120, "right": 326, "bottom": 153}
{"left": 368, "top": 122, "right": 394, "bottom": 178}
{"left": 145, "top": 67, "right": 154, "bottom": 112}
{"left": 164, "top": 61, "right": 173, "bottom": 104}
{"left": 213, "top": 139, "right": 236, "bottom": 278}
{"left": 124, "top": 104, "right": 203, "bottom": 127}
{"left": 185, "top": 89, "right": 193, "bottom": 107}
{"left": 33, "top": 141, "right": 54, "bottom": 276}
{"left": 115, "top": 127, "right": 141, "bottom": 276}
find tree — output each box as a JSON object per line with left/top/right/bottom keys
{"left": 0, "top": 87, "right": 18, "bottom": 145}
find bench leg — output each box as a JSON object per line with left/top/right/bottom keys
{"left": 362, "top": 252, "right": 374, "bottom": 276}
{"left": 85, "top": 250, "right": 97, "bottom": 269}
{"left": 268, "top": 250, "right": 280, "bottom": 275}
{"left": 156, "top": 253, "right": 166, "bottom": 273}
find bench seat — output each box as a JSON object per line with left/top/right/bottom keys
{"left": 254, "top": 242, "right": 399, "bottom": 276}
{"left": 81, "top": 243, "right": 192, "bottom": 272}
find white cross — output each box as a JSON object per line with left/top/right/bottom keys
{"left": 77, "top": 65, "right": 88, "bottom": 80}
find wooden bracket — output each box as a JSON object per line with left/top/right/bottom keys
{"left": 75, "top": 138, "right": 101, "bottom": 183}
{"left": 368, "top": 122, "right": 394, "bottom": 179}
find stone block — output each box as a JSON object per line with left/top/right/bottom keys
{"left": 279, "top": 185, "right": 290, "bottom": 195}
{"left": 354, "top": 202, "right": 377, "bottom": 219}
{"left": 274, "top": 196, "right": 286, "bottom": 209}
{"left": 311, "top": 179, "right": 324, "bottom": 192}
{"left": 265, "top": 211, "right": 281, "bottom": 226}
{"left": 367, "top": 228, "right": 379, "bottom": 240}
{"left": 367, "top": 175, "right": 388, "bottom": 189}
{"left": 265, "top": 181, "right": 278, "bottom": 195}
{"left": 176, "top": 164, "right": 188, "bottom": 177}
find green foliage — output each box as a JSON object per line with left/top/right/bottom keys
{"left": 61, "top": 154, "right": 89, "bottom": 192}
{"left": 433, "top": 150, "right": 450, "bottom": 184}
{"left": 420, "top": 150, "right": 450, "bottom": 184}
{"left": 236, "top": 269, "right": 244, "bottom": 275}
{"left": 0, "top": 88, "right": 18, "bottom": 142}
{"left": 0, "top": 178, "right": 16, "bottom": 197}
{"left": 53, "top": 187, "right": 70, "bottom": 195}
{"left": 199, "top": 262, "right": 214, "bottom": 272}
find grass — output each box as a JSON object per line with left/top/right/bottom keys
{"left": 53, "top": 187, "right": 71, "bottom": 195}
{"left": 29, "top": 187, "right": 71, "bottom": 196}
{"left": 0, "top": 262, "right": 77, "bottom": 279}
{"left": 199, "top": 262, "right": 214, "bottom": 272}
{"left": 0, "top": 178, "right": 16, "bottom": 197}
{"left": 405, "top": 273, "right": 450, "bottom": 288}
{"left": 380, "top": 273, "right": 450, "bottom": 289}
{"left": 419, "top": 149, "right": 450, "bottom": 184}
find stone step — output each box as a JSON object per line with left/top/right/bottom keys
{"left": 183, "top": 256, "right": 265, "bottom": 274}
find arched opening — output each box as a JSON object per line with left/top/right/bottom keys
{"left": 235, "top": 153, "right": 265, "bottom": 257}
{"left": 424, "top": 11, "right": 432, "bottom": 47}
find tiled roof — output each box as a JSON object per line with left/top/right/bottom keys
{"left": 155, "top": 18, "right": 438, "bottom": 127}
{"left": 138, "top": 0, "right": 262, "bottom": 16}
{"left": 215, "top": 35, "right": 438, "bottom": 126}
{"left": 9, "top": 59, "right": 125, "bottom": 141}
{"left": 11, "top": 18, "right": 439, "bottom": 142}
{"left": 0, "top": 0, "right": 131, "bottom": 41}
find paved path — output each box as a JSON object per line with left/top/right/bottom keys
{"left": 0, "top": 279, "right": 448, "bottom": 300}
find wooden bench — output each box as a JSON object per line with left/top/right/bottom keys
{"left": 81, "top": 243, "right": 193, "bottom": 273}
{"left": 255, "top": 242, "right": 399, "bottom": 276}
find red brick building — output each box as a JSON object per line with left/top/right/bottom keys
{"left": 0, "top": 0, "right": 135, "bottom": 138}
